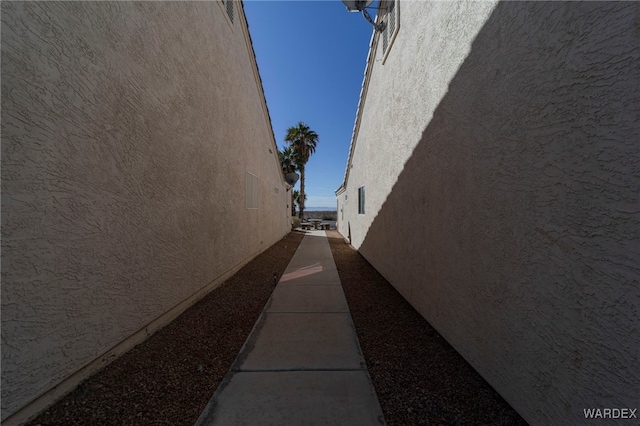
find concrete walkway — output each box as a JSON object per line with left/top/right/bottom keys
{"left": 195, "top": 230, "right": 385, "bottom": 426}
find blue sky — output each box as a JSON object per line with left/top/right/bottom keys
{"left": 244, "top": 1, "right": 376, "bottom": 209}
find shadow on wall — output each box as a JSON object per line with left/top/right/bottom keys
{"left": 358, "top": 1, "right": 639, "bottom": 425}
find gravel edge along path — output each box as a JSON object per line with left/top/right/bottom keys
{"left": 30, "top": 229, "right": 526, "bottom": 425}
{"left": 326, "top": 230, "right": 527, "bottom": 426}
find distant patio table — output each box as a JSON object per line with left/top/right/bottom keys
{"left": 309, "top": 219, "right": 322, "bottom": 229}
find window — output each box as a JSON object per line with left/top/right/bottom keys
{"left": 245, "top": 172, "right": 258, "bottom": 209}
{"left": 358, "top": 186, "right": 365, "bottom": 215}
{"left": 381, "top": 0, "right": 399, "bottom": 60}
{"left": 221, "top": 0, "right": 234, "bottom": 23}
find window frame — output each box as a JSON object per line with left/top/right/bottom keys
{"left": 358, "top": 186, "right": 365, "bottom": 215}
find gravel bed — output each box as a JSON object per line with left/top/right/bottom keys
{"left": 30, "top": 229, "right": 526, "bottom": 425}
{"left": 326, "top": 230, "right": 527, "bottom": 425}
{"left": 29, "top": 231, "right": 305, "bottom": 426}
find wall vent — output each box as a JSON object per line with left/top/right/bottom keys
{"left": 222, "top": 0, "right": 234, "bottom": 23}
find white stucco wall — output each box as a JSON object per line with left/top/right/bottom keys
{"left": 339, "top": 1, "right": 639, "bottom": 424}
{"left": 1, "top": 1, "right": 289, "bottom": 422}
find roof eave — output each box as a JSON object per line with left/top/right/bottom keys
{"left": 335, "top": 21, "right": 380, "bottom": 195}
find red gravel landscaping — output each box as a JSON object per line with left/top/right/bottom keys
{"left": 326, "top": 230, "right": 526, "bottom": 425}
{"left": 29, "top": 231, "right": 305, "bottom": 426}
{"left": 29, "top": 230, "right": 526, "bottom": 425}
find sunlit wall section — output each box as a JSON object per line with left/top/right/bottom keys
{"left": 339, "top": 0, "right": 499, "bottom": 292}
{"left": 339, "top": 1, "right": 639, "bottom": 424}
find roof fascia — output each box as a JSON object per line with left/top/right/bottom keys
{"left": 238, "top": 1, "right": 289, "bottom": 188}
{"left": 335, "top": 20, "right": 380, "bottom": 195}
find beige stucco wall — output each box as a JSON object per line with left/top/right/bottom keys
{"left": 339, "top": 1, "right": 639, "bottom": 424}
{"left": 1, "top": 1, "right": 290, "bottom": 422}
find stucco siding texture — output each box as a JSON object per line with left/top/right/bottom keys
{"left": 341, "top": 1, "right": 639, "bottom": 424}
{"left": 1, "top": 1, "right": 289, "bottom": 420}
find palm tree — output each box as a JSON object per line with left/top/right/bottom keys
{"left": 292, "top": 190, "right": 299, "bottom": 216}
{"left": 278, "top": 146, "right": 297, "bottom": 175}
{"left": 279, "top": 147, "right": 298, "bottom": 216}
{"left": 284, "top": 122, "right": 318, "bottom": 219}
{"left": 293, "top": 189, "right": 306, "bottom": 217}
